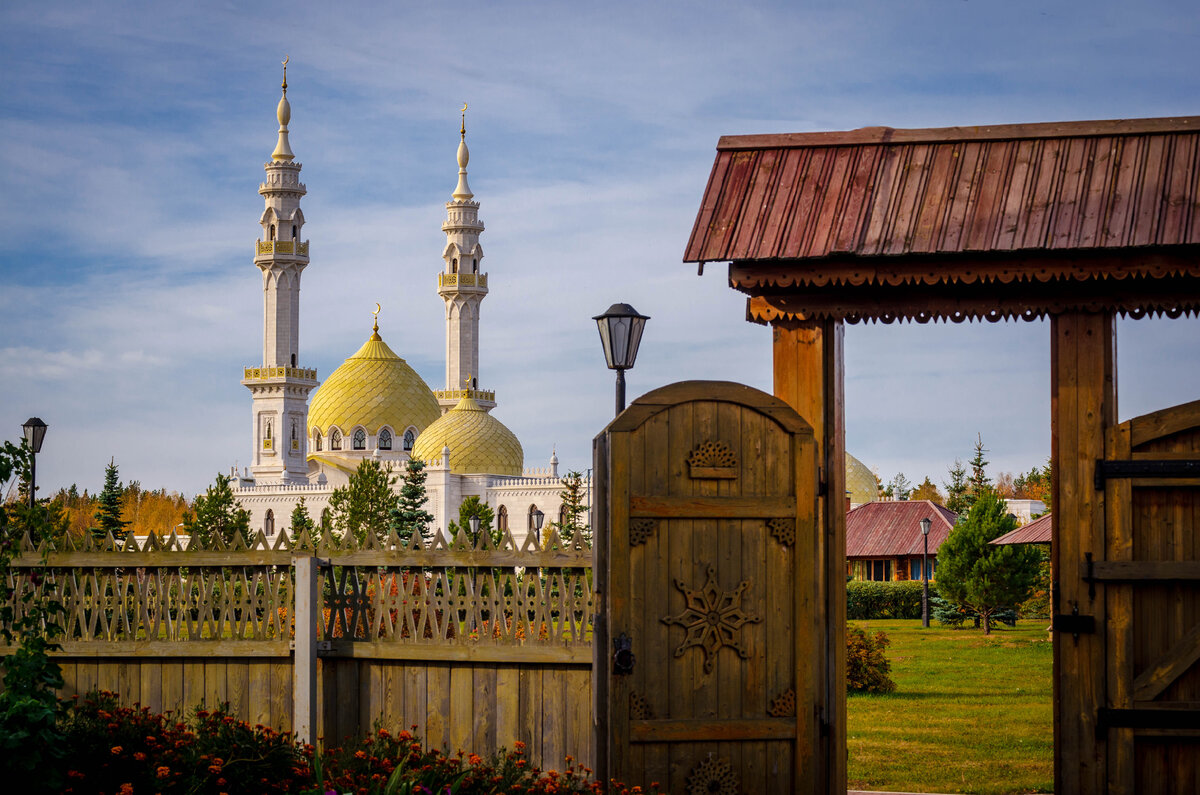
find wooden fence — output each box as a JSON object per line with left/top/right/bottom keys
{"left": 2, "top": 528, "right": 595, "bottom": 770}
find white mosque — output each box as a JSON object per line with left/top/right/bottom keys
{"left": 231, "top": 70, "right": 574, "bottom": 542}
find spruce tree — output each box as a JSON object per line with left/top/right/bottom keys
{"left": 944, "top": 459, "right": 969, "bottom": 516}
{"left": 934, "top": 490, "right": 1041, "bottom": 634}
{"left": 448, "top": 496, "right": 496, "bottom": 546}
{"left": 888, "top": 472, "right": 912, "bottom": 501}
{"left": 290, "top": 496, "right": 314, "bottom": 536}
{"left": 391, "top": 459, "right": 434, "bottom": 543}
{"left": 182, "top": 472, "right": 251, "bottom": 546}
{"left": 93, "top": 458, "right": 129, "bottom": 542}
{"left": 966, "top": 434, "right": 991, "bottom": 506}
{"left": 552, "top": 471, "right": 590, "bottom": 546}
{"left": 326, "top": 459, "right": 398, "bottom": 544}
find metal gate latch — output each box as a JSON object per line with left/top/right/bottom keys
{"left": 613, "top": 633, "right": 636, "bottom": 675}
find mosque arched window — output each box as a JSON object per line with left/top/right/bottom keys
{"left": 451, "top": 258, "right": 458, "bottom": 274}
{"left": 528, "top": 504, "right": 541, "bottom": 542}
{"left": 312, "top": 429, "right": 322, "bottom": 452}
{"left": 497, "top": 505, "right": 509, "bottom": 531}
{"left": 378, "top": 428, "right": 392, "bottom": 450}
{"left": 352, "top": 429, "right": 367, "bottom": 450}
{"left": 472, "top": 258, "right": 478, "bottom": 273}
{"left": 291, "top": 224, "right": 297, "bottom": 239}
{"left": 559, "top": 504, "right": 568, "bottom": 528}
{"left": 330, "top": 429, "right": 342, "bottom": 450}
{"left": 403, "top": 429, "right": 416, "bottom": 452}
{"left": 269, "top": 224, "right": 276, "bottom": 241}
{"left": 264, "top": 509, "right": 275, "bottom": 537}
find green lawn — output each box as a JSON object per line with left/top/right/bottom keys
{"left": 847, "top": 619, "right": 1053, "bottom": 795}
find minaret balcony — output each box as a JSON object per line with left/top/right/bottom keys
{"left": 434, "top": 387, "right": 496, "bottom": 403}
{"left": 243, "top": 365, "right": 318, "bottom": 382}
{"left": 256, "top": 240, "right": 310, "bottom": 257}
{"left": 438, "top": 272, "right": 488, "bottom": 291}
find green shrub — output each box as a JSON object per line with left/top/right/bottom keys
{"left": 846, "top": 623, "right": 895, "bottom": 694}
{"left": 931, "top": 596, "right": 1017, "bottom": 628}
{"left": 847, "top": 580, "right": 938, "bottom": 620}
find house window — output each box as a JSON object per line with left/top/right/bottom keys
{"left": 497, "top": 505, "right": 508, "bottom": 531}
{"left": 403, "top": 429, "right": 416, "bottom": 452}
{"left": 353, "top": 429, "right": 367, "bottom": 450}
{"left": 868, "top": 560, "right": 893, "bottom": 581}
{"left": 378, "top": 428, "right": 392, "bottom": 450}
{"left": 330, "top": 429, "right": 342, "bottom": 450}
{"left": 312, "top": 429, "right": 322, "bottom": 452}
{"left": 264, "top": 509, "right": 275, "bottom": 537}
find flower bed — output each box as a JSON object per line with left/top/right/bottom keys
{"left": 57, "top": 692, "right": 656, "bottom": 795}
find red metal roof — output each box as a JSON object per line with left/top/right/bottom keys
{"left": 685, "top": 117, "right": 1200, "bottom": 267}
{"left": 845, "top": 500, "right": 958, "bottom": 558}
{"left": 991, "top": 512, "right": 1052, "bottom": 545}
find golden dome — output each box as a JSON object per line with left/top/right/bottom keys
{"left": 846, "top": 452, "right": 878, "bottom": 506}
{"left": 411, "top": 397, "right": 523, "bottom": 476}
{"left": 308, "top": 328, "right": 440, "bottom": 441}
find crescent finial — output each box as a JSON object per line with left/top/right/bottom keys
{"left": 281, "top": 56, "right": 289, "bottom": 91}
{"left": 374, "top": 302, "right": 381, "bottom": 316}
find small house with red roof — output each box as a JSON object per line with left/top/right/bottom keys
{"left": 991, "top": 512, "right": 1052, "bottom": 546}
{"left": 846, "top": 500, "right": 957, "bottom": 582}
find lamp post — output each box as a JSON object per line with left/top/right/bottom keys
{"left": 593, "top": 303, "right": 649, "bottom": 416}
{"left": 21, "top": 417, "right": 47, "bottom": 510}
{"left": 531, "top": 508, "right": 545, "bottom": 543}
{"left": 468, "top": 513, "right": 481, "bottom": 545}
{"left": 920, "top": 517, "right": 932, "bottom": 628}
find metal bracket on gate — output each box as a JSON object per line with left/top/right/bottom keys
{"left": 1094, "top": 458, "right": 1200, "bottom": 490}
{"left": 1053, "top": 604, "right": 1096, "bottom": 640}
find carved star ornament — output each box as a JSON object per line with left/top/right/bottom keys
{"left": 662, "top": 566, "right": 761, "bottom": 673}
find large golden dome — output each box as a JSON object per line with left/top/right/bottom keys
{"left": 308, "top": 328, "right": 440, "bottom": 439}
{"left": 846, "top": 452, "right": 878, "bottom": 506}
{"left": 411, "top": 396, "right": 523, "bottom": 476}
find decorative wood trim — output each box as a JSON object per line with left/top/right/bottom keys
{"left": 767, "top": 517, "right": 796, "bottom": 546}
{"left": 661, "top": 566, "right": 761, "bottom": 674}
{"left": 629, "top": 691, "right": 654, "bottom": 720}
{"left": 686, "top": 756, "right": 738, "bottom": 795}
{"left": 687, "top": 440, "right": 738, "bottom": 479}
{"left": 629, "top": 518, "right": 657, "bottom": 547}
{"left": 768, "top": 688, "right": 797, "bottom": 717}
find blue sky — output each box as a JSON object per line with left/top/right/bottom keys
{"left": 2, "top": 1, "right": 1199, "bottom": 498}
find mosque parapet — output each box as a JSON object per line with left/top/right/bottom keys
{"left": 437, "top": 273, "right": 487, "bottom": 290}
{"left": 256, "top": 240, "right": 309, "bottom": 257}
{"left": 433, "top": 388, "right": 495, "bottom": 403}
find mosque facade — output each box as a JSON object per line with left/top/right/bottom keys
{"left": 232, "top": 74, "right": 575, "bottom": 542}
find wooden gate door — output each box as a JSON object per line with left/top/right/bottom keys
{"left": 594, "top": 381, "right": 820, "bottom": 793}
{"left": 1082, "top": 399, "right": 1200, "bottom": 793}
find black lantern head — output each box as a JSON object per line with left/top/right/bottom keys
{"left": 532, "top": 509, "right": 545, "bottom": 532}
{"left": 468, "top": 514, "right": 481, "bottom": 535}
{"left": 920, "top": 517, "right": 931, "bottom": 536}
{"left": 22, "top": 417, "right": 47, "bottom": 454}
{"left": 593, "top": 303, "right": 649, "bottom": 371}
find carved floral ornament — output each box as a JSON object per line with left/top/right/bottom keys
{"left": 687, "top": 440, "right": 738, "bottom": 479}
{"left": 662, "top": 566, "right": 761, "bottom": 674}
{"left": 687, "top": 756, "right": 738, "bottom": 795}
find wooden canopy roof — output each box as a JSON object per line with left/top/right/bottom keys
{"left": 684, "top": 116, "right": 1200, "bottom": 323}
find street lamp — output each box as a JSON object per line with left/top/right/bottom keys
{"left": 920, "top": 517, "right": 932, "bottom": 628}
{"left": 21, "top": 417, "right": 47, "bottom": 510}
{"left": 593, "top": 303, "right": 649, "bottom": 416}
{"left": 531, "top": 508, "right": 545, "bottom": 543}
{"left": 468, "top": 513, "right": 481, "bottom": 544}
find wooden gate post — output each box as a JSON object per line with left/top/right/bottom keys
{"left": 772, "top": 318, "right": 846, "bottom": 794}
{"left": 293, "top": 554, "right": 320, "bottom": 746}
{"left": 1051, "top": 311, "right": 1116, "bottom": 794}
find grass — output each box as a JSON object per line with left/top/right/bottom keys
{"left": 847, "top": 619, "right": 1053, "bottom": 795}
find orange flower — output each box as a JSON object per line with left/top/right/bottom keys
{"left": 354, "top": 750, "right": 367, "bottom": 759}
{"left": 119, "top": 784, "right": 134, "bottom": 795}
{"left": 110, "top": 746, "right": 123, "bottom": 755}
{"left": 156, "top": 766, "right": 171, "bottom": 779}
{"left": 133, "top": 752, "right": 146, "bottom": 761}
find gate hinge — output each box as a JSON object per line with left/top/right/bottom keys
{"left": 1095, "top": 458, "right": 1200, "bottom": 490}
{"left": 1052, "top": 609, "right": 1096, "bottom": 638}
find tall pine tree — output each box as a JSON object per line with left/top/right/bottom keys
{"left": 944, "top": 459, "right": 970, "bottom": 515}
{"left": 290, "top": 496, "right": 315, "bottom": 537}
{"left": 552, "top": 470, "right": 590, "bottom": 546}
{"left": 966, "top": 434, "right": 991, "bottom": 506}
{"left": 391, "top": 459, "right": 434, "bottom": 543}
{"left": 448, "top": 496, "right": 496, "bottom": 547}
{"left": 93, "top": 458, "right": 129, "bottom": 542}
{"left": 182, "top": 473, "right": 251, "bottom": 546}
{"left": 327, "top": 459, "right": 398, "bottom": 544}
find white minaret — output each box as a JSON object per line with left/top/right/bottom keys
{"left": 241, "top": 60, "right": 318, "bottom": 484}
{"left": 436, "top": 105, "right": 496, "bottom": 413}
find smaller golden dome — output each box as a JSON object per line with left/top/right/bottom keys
{"left": 411, "top": 397, "right": 523, "bottom": 476}
{"left": 846, "top": 452, "right": 878, "bottom": 506}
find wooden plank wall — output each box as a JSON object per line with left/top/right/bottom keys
{"left": 54, "top": 657, "right": 593, "bottom": 771}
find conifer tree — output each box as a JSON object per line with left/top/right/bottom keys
{"left": 93, "top": 458, "right": 129, "bottom": 542}
{"left": 910, "top": 476, "right": 944, "bottom": 505}
{"left": 290, "top": 496, "right": 314, "bottom": 536}
{"left": 935, "top": 490, "right": 1041, "bottom": 634}
{"left": 391, "top": 459, "right": 434, "bottom": 543}
{"left": 327, "top": 459, "right": 398, "bottom": 544}
{"left": 966, "top": 434, "right": 991, "bottom": 506}
{"left": 551, "top": 471, "right": 590, "bottom": 546}
{"left": 448, "top": 496, "right": 496, "bottom": 546}
{"left": 887, "top": 472, "right": 912, "bottom": 501}
{"left": 944, "top": 459, "right": 970, "bottom": 516}
{"left": 182, "top": 472, "right": 251, "bottom": 546}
